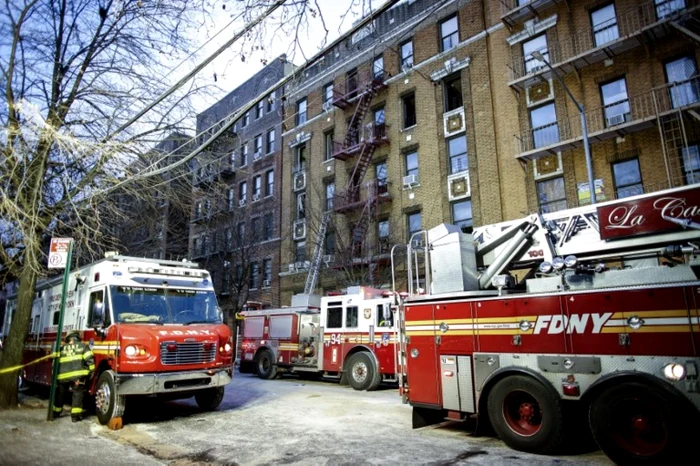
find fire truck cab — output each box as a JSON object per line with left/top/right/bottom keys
{"left": 397, "top": 185, "right": 700, "bottom": 464}
{"left": 239, "top": 287, "right": 397, "bottom": 390}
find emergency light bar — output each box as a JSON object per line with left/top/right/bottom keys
{"left": 127, "top": 266, "right": 207, "bottom": 278}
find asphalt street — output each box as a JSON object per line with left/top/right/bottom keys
{"left": 0, "top": 369, "right": 612, "bottom": 465}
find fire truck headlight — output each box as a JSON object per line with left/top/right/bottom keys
{"left": 663, "top": 363, "right": 686, "bottom": 381}
{"left": 538, "top": 262, "right": 553, "bottom": 274}
{"left": 410, "top": 348, "right": 419, "bottom": 358}
{"left": 564, "top": 255, "right": 578, "bottom": 268}
{"left": 224, "top": 343, "right": 232, "bottom": 353}
{"left": 124, "top": 345, "right": 138, "bottom": 357}
{"left": 552, "top": 257, "right": 565, "bottom": 271}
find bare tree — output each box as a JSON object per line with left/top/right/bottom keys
{"left": 0, "top": 0, "right": 213, "bottom": 408}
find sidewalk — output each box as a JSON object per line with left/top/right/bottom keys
{"left": 0, "top": 392, "right": 164, "bottom": 466}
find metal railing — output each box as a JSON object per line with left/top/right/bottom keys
{"left": 508, "top": 0, "right": 697, "bottom": 82}
{"left": 514, "top": 75, "right": 700, "bottom": 157}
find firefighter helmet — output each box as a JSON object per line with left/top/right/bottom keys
{"left": 65, "top": 331, "right": 81, "bottom": 343}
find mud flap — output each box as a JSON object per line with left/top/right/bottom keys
{"left": 412, "top": 406, "right": 444, "bottom": 429}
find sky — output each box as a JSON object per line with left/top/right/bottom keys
{"left": 191, "top": 0, "right": 376, "bottom": 114}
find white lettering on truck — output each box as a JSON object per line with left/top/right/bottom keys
{"left": 533, "top": 313, "right": 612, "bottom": 334}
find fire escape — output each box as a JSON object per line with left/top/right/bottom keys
{"left": 331, "top": 68, "right": 390, "bottom": 270}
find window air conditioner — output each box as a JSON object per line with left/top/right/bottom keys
{"left": 253, "top": 151, "right": 262, "bottom": 160}
{"left": 323, "top": 254, "right": 334, "bottom": 264}
{"left": 294, "top": 172, "right": 306, "bottom": 192}
{"left": 403, "top": 174, "right": 419, "bottom": 188}
{"left": 262, "top": 279, "right": 271, "bottom": 288}
{"left": 288, "top": 263, "right": 296, "bottom": 273}
{"left": 294, "top": 261, "right": 305, "bottom": 270}
{"left": 253, "top": 193, "right": 260, "bottom": 202}
{"left": 607, "top": 114, "right": 626, "bottom": 127}
{"left": 293, "top": 220, "right": 306, "bottom": 240}
{"left": 323, "top": 101, "right": 333, "bottom": 112}
{"left": 239, "top": 199, "right": 246, "bottom": 207}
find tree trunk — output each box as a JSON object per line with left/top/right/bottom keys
{"left": 0, "top": 240, "right": 41, "bottom": 408}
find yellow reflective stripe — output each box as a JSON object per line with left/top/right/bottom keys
{"left": 82, "top": 351, "right": 93, "bottom": 359}
{"left": 59, "top": 355, "right": 84, "bottom": 363}
{"left": 57, "top": 369, "right": 89, "bottom": 380}
{"left": 71, "top": 408, "right": 83, "bottom": 414}
{"left": 53, "top": 406, "right": 63, "bottom": 413}
{"left": 88, "top": 364, "right": 95, "bottom": 371}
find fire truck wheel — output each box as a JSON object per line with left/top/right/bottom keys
{"left": 95, "top": 370, "right": 126, "bottom": 426}
{"left": 589, "top": 382, "right": 687, "bottom": 465}
{"left": 194, "top": 387, "right": 225, "bottom": 411}
{"left": 487, "top": 375, "right": 563, "bottom": 455}
{"left": 255, "top": 349, "right": 278, "bottom": 379}
{"left": 346, "top": 352, "right": 381, "bottom": 391}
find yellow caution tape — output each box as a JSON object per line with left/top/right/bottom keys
{"left": 235, "top": 312, "right": 245, "bottom": 320}
{"left": 0, "top": 352, "right": 59, "bottom": 374}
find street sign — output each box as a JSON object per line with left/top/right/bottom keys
{"left": 48, "top": 238, "right": 72, "bottom": 269}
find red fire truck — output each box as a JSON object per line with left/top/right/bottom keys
{"left": 2, "top": 254, "right": 234, "bottom": 425}
{"left": 396, "top": 184, "right": 700, "bottom": 464}
{"left": 239, "top": 287, "right": 397, "bottom": 390}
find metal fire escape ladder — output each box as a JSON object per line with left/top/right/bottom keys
{"left": 304, "top": 212, "right": 331, "bottom": 295}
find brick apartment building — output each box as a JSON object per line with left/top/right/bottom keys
{"left": 189, "top": 56, "right": 293, "bottom": 318}
{"left": 277, "top": 0, "right": 700, "bottom": 304}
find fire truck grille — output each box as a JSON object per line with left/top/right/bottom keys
{"left": 160, "top": 341, "right": 216, "bottom": 365}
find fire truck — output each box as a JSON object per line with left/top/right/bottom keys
{"left": 238, "top": 287, "right": 397, "bottom": 390}
{"left": 396, "top": 184, "right": 700, "bottom": 464}
{"left": 2, "top": 254, "right": 234, "bottom": 425}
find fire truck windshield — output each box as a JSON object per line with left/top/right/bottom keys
{"left": 110, "top": 286, "right": 221, "bottom": 325}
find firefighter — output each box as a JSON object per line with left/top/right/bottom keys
{"left": 52, "top": 330, "right": 95, "bottom": 422}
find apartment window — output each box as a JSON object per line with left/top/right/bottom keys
{"left": 225, "top": 228, "right": 232, "bottom": 251}
{"left": 227, "top": 188, "right": 235, "bottom": 211}
{"left": 195, "top": 201, "right": 202, "bottom": 218}
{"left": 373, "top": 55, "right": 384, "bottom": 80}
{"left": 256, "top": 100, "right": 264, "bottom": 119}
{"left": 444, "top": 74, "right": 463, "bottom": 112}
{"left": 202, "top": 235, "right": 209, "bottom": 255}
{"left": 295, "top": 145, "right": 307, "bottom": 171}
{"left": 297, "top": 98, "right": 307, "bottom": 125}
{"left": 223, "top": 262, "right": 231, "bottom": 293}
{"left": 264, "top": 213, "right": 273, "bottom": 240}
{"left": 296, "top": 192, "right": 306, "bottom": 219}
{"left": 250, "top": 262, "right": 259, "bottom": 289}
{"left": 193, "top": 237, "right": 200, "bottom": 256}
{"left": 612, "top": 158, "right": 643, "bottom": 199}
{"left": 254, "top": 134, "right": 263, "bottom": 158}
{"left": 238, "top": 222, "right": 246, "bottom": 243}
{"left": 591, "top": 3, "right": 619, "bottom": 47}
{"left": 253, "top": 175, "right": 262, "bottom": 198}
{"left": 295, "top": 240, "right": 306, "bottom": 262}
{"left": 252, "top": 216, "right": 261, "bottom": 238}
{"left": 325, "top": 230, "right": 335, "bottom": 254}
{"left": 537, "top": 176, "right": 568, "bottom": 213}
{"left": 682, "top": 144, "right": 700, "bottom": 185}
{"left": 240, "top": 143, "right": 248, "bottom": 166}
{"left": 666, "top": 56, "right": 699, "bottom": 108}
{"left": 530, "top": 103, "right": 559, "bottom": 149}
{"left": 405, "top": 151, "right": 418, "bottom": 177}
{"left": 400, "top": 39, "right": 414, "bottom": 70}
{"left": 234, "top": 264, "right": 243, "bottom": 287}
{"left": 378, "top": 219, "right": 389, "bottom": 240}
{"left": 266, "top": 129, "right": 275, "bottom": 153}
{"left": 407, "top": 212, "right": 422, "bottom": 245}
{"left": 523, "top": 34, "right": 548, "bottom": 74}
{"left": 376, "top": 162, "right": 388, "bottom": 195}
{"left": 440, "top": 15, "right": 459, "bottom": 52}
{"left": 347, "top": 68, "right": 358, "bottom": 98}
{"left": 324, "top": 130, "right": 334, "bottom": 161}
{"left": 402, "top": 92, "right": 416, "bottom": 129}
{"left": 204, "top": 199, "right": 212, "bottom": 216}
{"left": 229, "top": 150, "right": 236, "bottom": 167}
{"left": 263, "top": 259, "right": 272, "bottom": 284}
{"left": 242, "top": 112, "right": 250, "bottom": 127}
{"left": 325, "top": 181, "right": 335, "bottom": 211}
{"left": 601, "top": 78, "right": 631, "bottom": 127}
{"left": 452, "top": 200, "right": 473, "bottom": 233}
{"left": 448, "top": 135, "right": 468, "bottom": 174}
{"left": 267, "top": 90, "right": 276, "bottom": 112}
{"left": 656, "top": 0, "right": 686, "bottom": 19}
{"left": 323, "top": 83, "right": 333, "bottom": 108}
{"left": 239, "top": 181, "right": 247, "bottom": 203}
{"left": 265, "top": 170, "right": 274, "bottom": 197}
{"left": 374, "top": 107, "right": 385, "bottom": 125}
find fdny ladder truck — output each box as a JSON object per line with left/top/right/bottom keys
{"left": 2, "top": 254, "right": 234, "bottom": 425}
{"left": 396, "top": 184, "right": 700, "bottom": 464}
{"left": 239, "top": 287, "right": 397, "bottom": 390}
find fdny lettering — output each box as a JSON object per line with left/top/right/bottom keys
{"left": 533, "top": 313, "right": 612, "bottom": 334}
{"left": 158, "top": 329, "right": 213, "bottom": 336}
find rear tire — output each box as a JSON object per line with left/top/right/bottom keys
{"left": 194, "top": 387, "right": 225, "bottom": 411}
{"left": 255, "top": 349, "right": 278, "bottom": 380}
{"left": 589, "top": 382, "right": 688, "bottom": 465}
{"left": 487, "top": 375, "right": 564, "bottom": 455}
{"left": 346, "top": 352, "right": 382, "bottom": 391}
{"left": 95, "top": 370, "right": 126, "bottom": 425}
